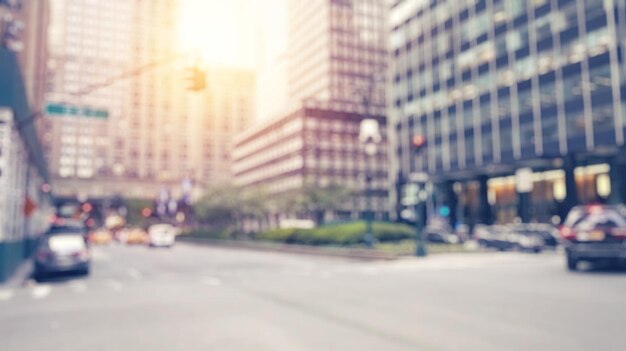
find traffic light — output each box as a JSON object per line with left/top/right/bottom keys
{"left": 412, "top": 135, "right": 427, "bottom": 153}
{"left": 81, "top": 202, "right": 93, "bottom": 213}
{"left": 141, "top": 207, "right": 153, "bottom": 218}
{"left": 186, "top": 66, "right": 206, "bottom": 91}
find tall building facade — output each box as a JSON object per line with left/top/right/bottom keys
{"left": 195, "top": 67, "right": 255, "bottom": 186}
{"left": 234, "top": 0, "right": 390, "bottom": 223}
{"left": 43, "top": 0, "right": 134, "bottom": 196}
{"left": 287, "top": 0, "right": 388, "bottom": 110}
{"left": 1, "top": 0, "right": 53, "bottom": 282}
{"left": 234, "top": 102, "right": 388, "bottom": 222}
{"left": 43, "top": 0, "right": 255, "bottom": 199}
{"left": 388, "top": 0, "right": 626, "bottom": 225}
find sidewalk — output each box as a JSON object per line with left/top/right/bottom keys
{"left": 0, "top": 259, "right": 33, "bottom": 289}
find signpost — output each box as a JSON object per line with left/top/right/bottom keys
{"left": 408, "top": 172, "right": 429, "bottom": 257}
{"left": 515, "top": 168, "right": 533, "bottom": 223}
{"left": 45, "top": 102, "right": 109, "bottom": 119}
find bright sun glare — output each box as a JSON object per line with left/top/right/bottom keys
{"left": 178, "top": 0, "right": 247, "bottom": 66}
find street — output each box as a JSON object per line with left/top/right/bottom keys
{"left": 1, "top": 244, "right": 626, "bottom": 351}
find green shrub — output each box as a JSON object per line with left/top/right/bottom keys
{"left": 373, "top": 222, "right": 414, "bottom": 242}
{"left": 183, "top": 228, "right": 242, "bottom": 240}
{"left": 255, "top": 228, "right": 302, "bottom": 242}
{"left": 256, "top": 221, "right": 415, "bottom": 246}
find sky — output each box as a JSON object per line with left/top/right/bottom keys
{"left": 178, "top": 0, "right": 287, "bottom": 70}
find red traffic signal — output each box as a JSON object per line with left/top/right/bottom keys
{"left": 81, "top": 203, "right": 93, "bottom": 213}
{"left": 141, "top": 207, "right": 152, "bottom": 218}
{"left": 412, "top": 135, "right": 427, "bottom": 151}
{"left": 186, "top": 66, "right": 206, "bottom": 91}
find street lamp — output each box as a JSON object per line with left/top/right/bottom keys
{"left": 411, "top": 135, "right": 428, "bottom": 257}
{"left": 359, "top": 119, "right": 382, "bottom": 248}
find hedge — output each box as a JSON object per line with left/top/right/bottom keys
{"left": 255, "top": 221, "right": 415, "bottom": 246}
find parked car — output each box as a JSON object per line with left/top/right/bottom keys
{"left": 560, "top": 205, "right": 626, "bottom": 271}
{"left": 506, "top": 223, "right": 559, "bottom": 250}
{"left": 474, "top": 225, "right": 515, "bottom": 251}
{"left": 34, "top": 232, "right": 90, "bottom": 281}
{"left": 511, "top": 230, "right": 545, "bottom": 253}
{"left": 424, "top": 225, "right": 460, "bottom": 244}
{"left": 474, "top": 225, "right": 544, "bottom": 253}
{"left": 526, "top": 224, "right": 560, "bottom": 249}
{"left": 147, "top": 224, "right": 177, "bottom": 248}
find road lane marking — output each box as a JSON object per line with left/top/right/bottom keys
{"left": 70, "top": 281, "right": 87, "bottom": 293}
{"left": 0, "top": 289, "right": 15, "bottom": 301}
{"left": 361, "top": 267, "right": 380, "bottom": 276}
{"left": 127, "top": 268, "right": 143, "bottom": 279}
{"left": 91, "top": 248, "right": 110, "bottom": 262}
{"left": 201, "top": 276, "right": 222, "bottom": 286}
{"left": 104, "top": 279, "right": 123, "bottom": 291}
{"left": 31, "top": 285, "right": 52, "bottom": 299}
{"left": 320, "top": 272, "right": 332, "bottom": 279}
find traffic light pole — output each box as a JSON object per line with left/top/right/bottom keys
{"left": 415, "top": 191, "right": 427, "bottom": 257}
{"left": 364, "top": 172, "right": 374, "bottom": 248}
{"left": 411, "top": 134, "right": 428, "bottom": 257}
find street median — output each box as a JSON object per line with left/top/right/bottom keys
{"left": 177, "top": 236, "right": 401, "bottom": 261}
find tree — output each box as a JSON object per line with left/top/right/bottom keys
{"left": 299, "top": 183, "right": 353, "bottom": 225}
{"left": 193, "top": 185, "right": 272, "bottom": 232}
{"left": 193, "top": 184, "right": 242, "bottom": 230}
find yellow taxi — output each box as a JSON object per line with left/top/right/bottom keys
{"left": 124, "top": 227, "right": 148, "bottom": 245}
{"left": 89, "top": 228, "right": 113, "bottom": 245}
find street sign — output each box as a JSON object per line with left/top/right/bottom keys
{"left": 45, "top": 102, "right": 109, "bottom": 119}
{"left": 515, "top": 168, "right": 533, "bottom": 193}
{"left": 401, "top": 183, "right": 419, "bottom": 206}
{"left": 409, "top": 172, "right": 429, "bottom": 183}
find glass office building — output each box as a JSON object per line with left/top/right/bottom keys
{"left": 388, "top": 0, "right": 626, "bottom": 225}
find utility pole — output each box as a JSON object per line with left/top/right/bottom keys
{"left": 411, "top": 135, "right": 428, "bottom": 257}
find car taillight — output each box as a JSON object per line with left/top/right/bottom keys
{"left": 72, "top": 249, "right": 90, "bottom": 260}
{"left": 559, "top": 226, "right": 576, "bottom": 240}
{"left": 611, "top": 228, "right": 626, "bottom": 238}
{"left": 36, "top": 250, "right": 50, "bottom": 261}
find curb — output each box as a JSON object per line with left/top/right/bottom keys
{"left": 178, "top": 237, "right": 399, "bottom": 261}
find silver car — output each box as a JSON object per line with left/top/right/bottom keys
{"left": 34, "top": 233, "right": 91, "bottom": 280}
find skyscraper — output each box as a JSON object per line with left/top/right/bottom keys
{"left": 388, "top": 0, "right": 626, "bottom": 225}
{"left": 43, "top": 0, "right": 255, "bottom": 199}
{"left": 234, "top": 0, "right": 390, "bottom": 222}
{"left": 287, "top": 0, "right": 387, "bottom": 111}
{"left": 43, "top": 0, "right": 134, "bottom": 195}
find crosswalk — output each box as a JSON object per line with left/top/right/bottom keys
{"left": 0, "top": 267, "right": 233, "bottom": 303}
{"left": 0, "top": 253, "right": 559, "bottom": 303}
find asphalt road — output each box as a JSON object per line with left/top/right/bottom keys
{"left": 1, "top": 243, "right": 625, "bottom": 351}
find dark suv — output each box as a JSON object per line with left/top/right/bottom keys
{"left": 561, "top": 205, "right": 626, "bottom": 271}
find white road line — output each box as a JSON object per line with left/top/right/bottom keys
{"left": 361, "top": 267, "right": 380, "bottom": 276}
{"left": 201, "top": 276, "right": 222, "bottom": 286}
{"left": 320, "top": 272, "right": 332, "bottom": 279}
{"left": 0, "top": 289, "right": 15, "bottom": 301}
{"left": 127, "top": 268, "right": 143, "bottom": 279}
{"left": 69, "top": 281, "right": 87, "bottom": 293}
{"left": 31, "top": 285, "right": 52, "bottom": 299}
{"left": 91, "top": 248, "right": 110, "bottom": 262}
{"left": 104, "top": 279, "right": 123, "bottom": 291}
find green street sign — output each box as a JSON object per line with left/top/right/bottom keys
{"left": 45, "top": 102, "right": 109, "bottom": 119}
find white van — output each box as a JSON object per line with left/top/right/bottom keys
{"left": 147, "top": 224, "right": 177, "bottom": 248}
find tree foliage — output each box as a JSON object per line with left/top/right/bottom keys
{"left": 193, "top": 183, "right": 354, "bottom": 229}
{"left": 299, "top": 183, "right": 354, "bottom": 225}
